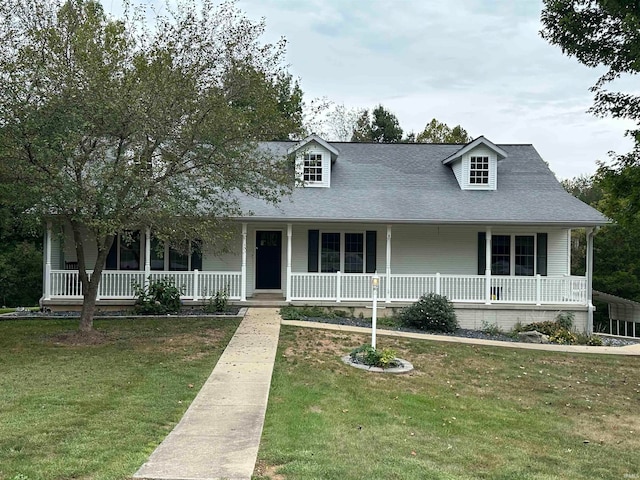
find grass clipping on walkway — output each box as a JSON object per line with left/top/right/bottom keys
{"left": 256, "top": 327, "right": 640, "bottom": 480}
{"left": 0, "top": 316, "right": 240, "bottom": 480}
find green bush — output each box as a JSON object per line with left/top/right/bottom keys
{"left": 133, "top": 278, "right": 184, "bottom": 314}
{"left": 555, "top": 311, "right": 574, "bottom": 330}
{"left": 398, "top": 293, "right": 458, "bottom": 333}
{"left": 349, "top": 345, "right": 398, "bottom": 368}
{"left": 205, "top": 287, "right": 229, "bottom": 313}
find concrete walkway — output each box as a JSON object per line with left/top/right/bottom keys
{"left": 282, "top": 320, "right": 640, "bottom": 356}
{"left": 134, "top": 308, "right": 281, "bottom": 480}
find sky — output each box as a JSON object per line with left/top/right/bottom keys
{"left": 107, "top": 0, "right": 638, "bottom": 180}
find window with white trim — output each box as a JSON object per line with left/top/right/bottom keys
{"left": 320, "top": 232, "right": 365, "bottom": 273}
{"left": 303, "top": 153, "right": 323, "bottom": 183}
{"left": 106, "top": 231, "right": 141, "bottom": 270}
{"left": 469, "top": 156, "right": 489, "bottom": 185}
{"left": 490, "top": 234, "right": 535, "bottom": 276}
{"left": 150, "top": 237, "right": 202, "bottom": 271}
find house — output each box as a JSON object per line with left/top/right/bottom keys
{"left": 41, "top": 135, "right": 608, "bottom": 332}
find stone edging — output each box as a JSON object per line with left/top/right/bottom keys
{"left": 341, "top": 355, "right": 414, "bottom": 374}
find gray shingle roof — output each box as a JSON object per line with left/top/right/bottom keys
{"left": 236, "top": 141, "right": 608, "bottom": 226}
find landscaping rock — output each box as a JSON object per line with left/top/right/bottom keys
{"left": 518, "top": 330, "right": 550, "bottom": 344}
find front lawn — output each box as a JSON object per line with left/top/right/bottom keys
{"left": 256, "top": 327, "right": 640, "bottom": 480}
{"left": 0, "top": 316, "right": 240, "bottom": 480}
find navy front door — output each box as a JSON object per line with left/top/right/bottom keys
{"left": 256, "top": 231, "right": 282, "bottom": 289}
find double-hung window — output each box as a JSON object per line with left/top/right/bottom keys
{"left": 484, "top": 234, "right": 541, "bottom": 276}
{"left": 320, "top": 232, "right": 365, "bottom": 273}
{"left": 303, "top": 153, "right": 323, "bottom": 183}
{"left": 469, "top": 156, "right": 489, "bottom": 185}
{"left": 150, "top": 237, "right": 202, "bottom": 271}
{"left": 106, "top": 231, "right": 141, "bottom": 270}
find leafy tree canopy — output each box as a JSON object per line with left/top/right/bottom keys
{"left": 540, "top": 0, "right": 640, "bottom": 138}
{"left": 416, "top": 118, "right": 472, "bottom": 143}
{"left": 350, "top": 105, "right": 403, "bottom": 142}
{"left": 0, "top": 0, "right": 303, "bottom": 329}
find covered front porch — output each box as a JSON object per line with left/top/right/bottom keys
{"left": 42, "top": 222, "right": 594, "bottom": 310}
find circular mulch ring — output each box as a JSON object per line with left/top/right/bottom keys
{"left": 341, "top": 355, "right": 414, "bottom": 374}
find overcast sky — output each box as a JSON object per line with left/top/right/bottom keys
{"left": 105, "top": 0, "right": 637, "bottom": 180}
{"left": 233, "top": 0, "right": 637, "bottom": 180}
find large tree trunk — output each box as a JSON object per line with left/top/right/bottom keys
{"left": 71, "top": 220, "right": 114, "bottom": 332}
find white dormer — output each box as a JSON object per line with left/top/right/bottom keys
{"left": 442, "top": 136, "right": 507, "bottom": 191}
{"left": 288, "top": 135, "right": 339, "bottom": 188}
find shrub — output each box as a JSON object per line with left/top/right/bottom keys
{"left": 349, "top": 345, "right": 398, "bottom": 368}
{"left": 205, "top": 287, "right": 229, "bottom": 313}
{"left": 133, "top": 278, "right": 184, "bottom": 314}
{"left": 481, "top": 320, "right": 503, "bottom": 336}
{"left": 398, "top": 293, "right": 458, "bottom": 333}
{"left": 555, "top": 311, "right": 574, "bottom": 330}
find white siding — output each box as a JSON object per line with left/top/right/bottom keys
{"left": 391, "top": 225, "right": 477, "bottom": 274}
{"left": 451, "top": 160, "right": 463, "bottom": 187}
{"left": 547, "top": 229, "right": 569, "bottom": 276}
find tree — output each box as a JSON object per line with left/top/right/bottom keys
{"left": 0, "top": 0, "right": 302, "bottom": 331}
{"left": 416, "top": 119, "right": 472, "bottom": 143}
{"left": 540, "top": 0, "right": 640, "bottom": 138}
{"left": 370, "top": 105, "right": 403, "bottom": 143}
{"left": 350, "top": 105, "right": 403, "bottom": 142}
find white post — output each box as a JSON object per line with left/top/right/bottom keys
{"left": 436, "top": 272, "right": 441, "bottom": 295}
{"left": 485, "top": 227, "right": 492, "bottom": 305}
{"left": 336, "top": 271, "right": 341, "bottom": 303}
{"left": 44, "top": 221, "right": 52, "bottom": 300}
{"left": 385, "top": 225, "right": 392, "bottom": 303}
{"left": 193, "top": 269, "right": 200, "bottom": 302}
{"left": 144, "top": 227, "right": 151, "bottom": 288}
{"left": 372, "top": 273, "right": 379, "bottom": 349}
{"left": 241, "top": 223, "right": 247, "bottom": 302}
{"left": 567, "top": 229, "right": 572, "bottom": 276}
{"left": 586, "top": 227, "right": 595, "bottom": 334}
{"left": 535, "top": 274, "right": 541, "bottom": 306}
{"left": 286, "top": 224, "right": 292, "bottom": 302}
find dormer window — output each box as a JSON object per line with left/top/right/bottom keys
{"left": 288, "top": 135, "right": 339, "bottom": 188}
{"left": 469, "top": 156, "right": 489, "bottom": 185}
{"left": 441, "top": 136, "right": 507, "bottom": 191}
{"left": 303, "top": 153, "right": 323, "bottom": 183}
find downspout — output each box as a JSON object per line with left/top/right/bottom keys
{"left": 586, "top": 226, "right": 599, "bottom": 334}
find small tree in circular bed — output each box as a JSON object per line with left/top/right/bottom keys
{"left": 399, "top": 293, "right": 458, "bottom": 333}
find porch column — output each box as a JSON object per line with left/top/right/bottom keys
{"left": 485, "top": 227, "right": 492, "bottom": 305}
{"left": 44, "top": 221, "right": 52, "bottom": 300}
{"left": 567, "top": 229, "right": 572, "bottom": 276}
{"left": 241, "top": 223, "right": 247, "bottom": 302}
{"left": 385, "top": 225, "right": 392, "bottom": 303}
{"left": 286, "top": 223, "right": 292, "bottom": 302}
{"left": 586, "top": 227, "right": 596, "bottom": 334}
{"left": 144, "top": 227, "right": 151, "bottom": 288}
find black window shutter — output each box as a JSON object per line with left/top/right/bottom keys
{"left": 478, "top": 232, "right": 486, "bottom": 275}
{"left": 106, "top": 235, "right": 118, "bottom": 270}
{"left": 366, "top": 231, "right": 377, "bottom": 273}
{"left": 536, "top": 233, "right": 548, "bottom": 276}
{"left": 308, "top": 230, "right": 319, "bottom": 272}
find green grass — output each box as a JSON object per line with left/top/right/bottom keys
{"left": 256, "top": 327, "right": 640, "bottom": 480}
{"left": 0, "top": 316, "right": 240, "bottom": 480}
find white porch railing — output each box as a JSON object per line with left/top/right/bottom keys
{"left": 290, "top": 272, "right": 587, "bottom": 305}
{"left": 48, "top": 270, "right": 587, "bottom": 306}
{"left": 48, "top": 270, "right": 242, "bottom": 300}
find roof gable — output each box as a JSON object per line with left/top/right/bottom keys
{"left": 287, "top": 134, "right": 339, "bottom": 162}
{"left": 442, "top": 136, "right": 508, "bottom": 165}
